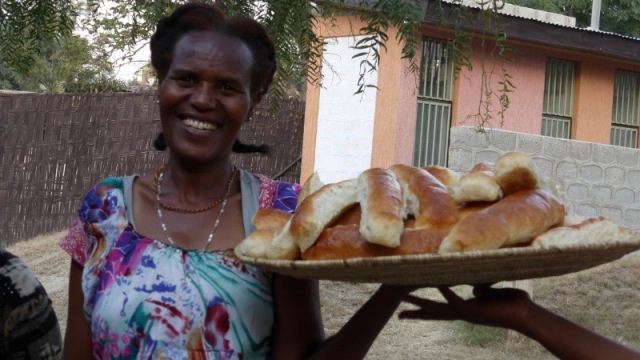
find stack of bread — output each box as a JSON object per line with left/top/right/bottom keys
{"left": 236, "top": 151, "right": 630, "bottom": 261}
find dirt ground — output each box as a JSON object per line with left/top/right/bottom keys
{"left": 7, "top": 232, "right": 640, "bottom": 359}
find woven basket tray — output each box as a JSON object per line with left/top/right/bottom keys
{"left": 235, "top": 233, "right": 640, "bottom": 285}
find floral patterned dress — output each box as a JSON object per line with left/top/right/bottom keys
{"left": 59, "top": 173, "right": 300, "bottom": 360}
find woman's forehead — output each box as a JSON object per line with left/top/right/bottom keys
{"left": 172, "top": 31, "right": 254, "bottom": 68}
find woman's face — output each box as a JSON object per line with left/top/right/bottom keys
{"left": 158, "top": 30, "right": 257, "bottom": 165}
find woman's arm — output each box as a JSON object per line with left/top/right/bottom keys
{"left": 62, "top": 261, "right": 93, "bottom": 360}
{"left": 270, "top": 274, "right": 414, "bottom": 360}
{"left": 399, "top": 286, "right": 640, "bottom": 360}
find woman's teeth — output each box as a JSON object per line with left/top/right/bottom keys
{"left": 182, "top": 119, "right": 217, "bottom": 131}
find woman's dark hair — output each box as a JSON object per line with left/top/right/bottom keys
{"left": 150, "top": 3, "right": 274, "bottom": 154}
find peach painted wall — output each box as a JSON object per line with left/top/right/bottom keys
{"left": 543, "top": 49, "right": 618, "bottom": 145}
{"left": 422, "top": 26, "right": 640, "bottom": 145}
{"left": 370, "top": 29, "right": 419, "bottom": 168}
{"left": 452, "top": 36, "right": 547, "bottom": 134}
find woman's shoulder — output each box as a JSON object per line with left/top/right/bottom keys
{"left": 77, "top": 176, "right": 129, "bottom": 225}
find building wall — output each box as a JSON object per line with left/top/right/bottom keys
{"left": 452, "top": 34, "right": 547, "bottom": 134}
{"left": 311, "top": 35, "right": 378, "bottom": 184}
{"left": 449, "top": 127, "right": 640, "bottom": 231}
{"left": 302, "top": 18, "right": 640, "bottom": 184}
{"left": 301, "top": 16, "right": 418, "bottom": 183}
{"left": 421, "top": 26, "right": 640, "bottom": 146}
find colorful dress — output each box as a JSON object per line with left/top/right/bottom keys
{"left": 59, "top": 171, "right": 300, "bottom": 360}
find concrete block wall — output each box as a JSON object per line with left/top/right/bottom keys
{"left": 448, "top": 127, "right": 640, "bottom": 231}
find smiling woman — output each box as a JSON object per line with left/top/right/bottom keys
{"left": 157, "top": 31, "right": 256, "bottom": 168}
{"left": 57, "top": 3, "right": 419, "bottom": 360}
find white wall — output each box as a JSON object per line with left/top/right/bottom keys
{"left": 313, "top": 36, "right": 378, "bottom": 184}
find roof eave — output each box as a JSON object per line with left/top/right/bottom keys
{"left": 422, "top": 1, "right": 640, "bottom": 63}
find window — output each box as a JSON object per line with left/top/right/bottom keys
{"left": 611, "top": 70, "right": 640, "bottom": 148}
{"left": 541, "top": 58, "right": 575, "bottom": 139}
{"left": 413, "top": 38, "right": 454, "bottom": 167}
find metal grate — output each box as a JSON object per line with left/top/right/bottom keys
{"left": 413, "top": 38, "right": 453, "bottom": 167}
{"left": 414, "top": 100, "right": 452, "bottom": 167}
{"left": 612, "top": 70, "right": 640, "bottom": 127}
{"left": 611, "top": 70, "right": 639, "bottom": 148}
{"left": 543, "top": 58, "right": 575, "bottom": 117}
{"left": 418, "top": 38, "right": 454, "bottom": 101}
{"left": 542, "top": 116, "right": 571, "bottom": 139}
{"left": 541, "top": 58, "right": 575, "bottom": 139}
{"left": 611, "top": 125, "right": 638, "bottom": 148}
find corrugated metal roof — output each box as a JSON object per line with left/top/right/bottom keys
{"left": 441, "top": 0, "right": 640, "bottom": 42}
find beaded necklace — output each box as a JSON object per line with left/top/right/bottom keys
{"left": 152, "top": 164, "right": 232, "bottom": 213}
{"left": 155, "top": 165, "right": 237, "bottom": 251}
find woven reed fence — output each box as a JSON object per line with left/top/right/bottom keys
{"left": 0, "top": 93, "right": 304, "bottom": 245}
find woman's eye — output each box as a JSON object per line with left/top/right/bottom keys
{"left": 173, "top": 75, "right": 195, "bottom": 84}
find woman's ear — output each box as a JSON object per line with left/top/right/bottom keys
{"left": 248, "top": 90, "right": 265, "bottom": 120}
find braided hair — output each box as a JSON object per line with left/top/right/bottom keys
{"left": 150, "top": 3, "right": 276, "bottom": 154}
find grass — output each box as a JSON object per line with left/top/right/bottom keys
{"left": 6, "top": 233, "right": 640, "bottom": 359}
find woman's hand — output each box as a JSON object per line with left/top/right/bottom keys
{"left": 399, "top": 285, "right": 534, "bottom": 332}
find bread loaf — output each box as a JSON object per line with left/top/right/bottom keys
{"left": 235, "top": 228, "right": 280, "bottom": 259}
{"left": 237, "top": 151, "right": 624, "bottom": 261}
{"left": 458, "top": 201, "right": 496, "bottom": 221}
{"left": 298, "top": 172, "right": 324, "bottom": 207}
{"left": 439, "top": 189, "right": 565, "bottom": 253}
{"left": 532, "top": 217, "right": 629, "bottom": 249}
{"left": 390, "top": 164, "right": 459, "bottom": 230}
{"left": 329, "top": 204, "right": 361, "bottom": 227}
{"left": 358, "top": 168, "right": 404, "bottom": 247}
{"left": 453, "top": 162, "right": 503, "bottom": 204}
{"left": 422, "top": 165, "right": 460, "bottom": 193}
{"left": 302, "top": 225, "right": 448, "bottom": 260}
{"left": 287, "top": 178, "right": 359, "bottom": 252}
{"left": 252, "top": 209, "right": 292, "bottom": 231}
{"left": 494, "top": 151, "right": 539, "bottom": 195}
{"left": 266, "top": 220, "right": 301, "bottom": 260}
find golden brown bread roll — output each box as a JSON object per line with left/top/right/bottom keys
{"left": 453, "top": 162, "right": 503, "bottom": 204}
{"left": 287, "top": 178, "right": 359, "bottom": 252}
{"left": 422, "top": 165, "right": 460, "bottom": 193}
{"left": 494, "top": 151, "right": 539, "bottom": 196}
{"left": 458, "top": 201, "right": 496, "bottom": 221}
{"left": 235, "top": 228, "right": 281, "bottom": 259}
{"left": 439, "top": 189, "right": 565, "bottom": 253}
{"left": 532, "top": 217, "right": 629, "bottom": 249}
{"left": 302, "top": 225, "right": 449, "bottom": 260}
{"left": 252, "top": 209, "right": 292, "bottom": 231}
{"left": 298, "top": 172, "right": 324, "bottom": 207}
{"left": 329, "top": 204, "right": 362, "bottom": 227}
{"left": 357, "top": 168, "right": 404, "bottom": 247}
{"left": 390, "top": 164, "right": 459, "bottom": 230}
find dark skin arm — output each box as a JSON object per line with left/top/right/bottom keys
{"left": 270, "top": 274, "right": 415, "bottom": 360}
{"left": 62, "top": 261, "right": 93, "bottom": 360}
{"left": 399, "top": 285, "right": 640, "bottom": 360}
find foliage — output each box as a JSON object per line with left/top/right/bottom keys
{"left": 0, "top": 33, "right": 127, "bottom": 93}
{"left": 0, "top": 0, "right": 76, "bottom": 75}
{"left": 456, "top": 0, "right": 518, "bottom": 130}
{"left": 2, "top": 0, "right": 516, "bottom": 126}
{"left": 76, "top": 0, "right": 430, "bottom": 109}
{"left": 507, "top": 0, "right": 640, "bottom": 38}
